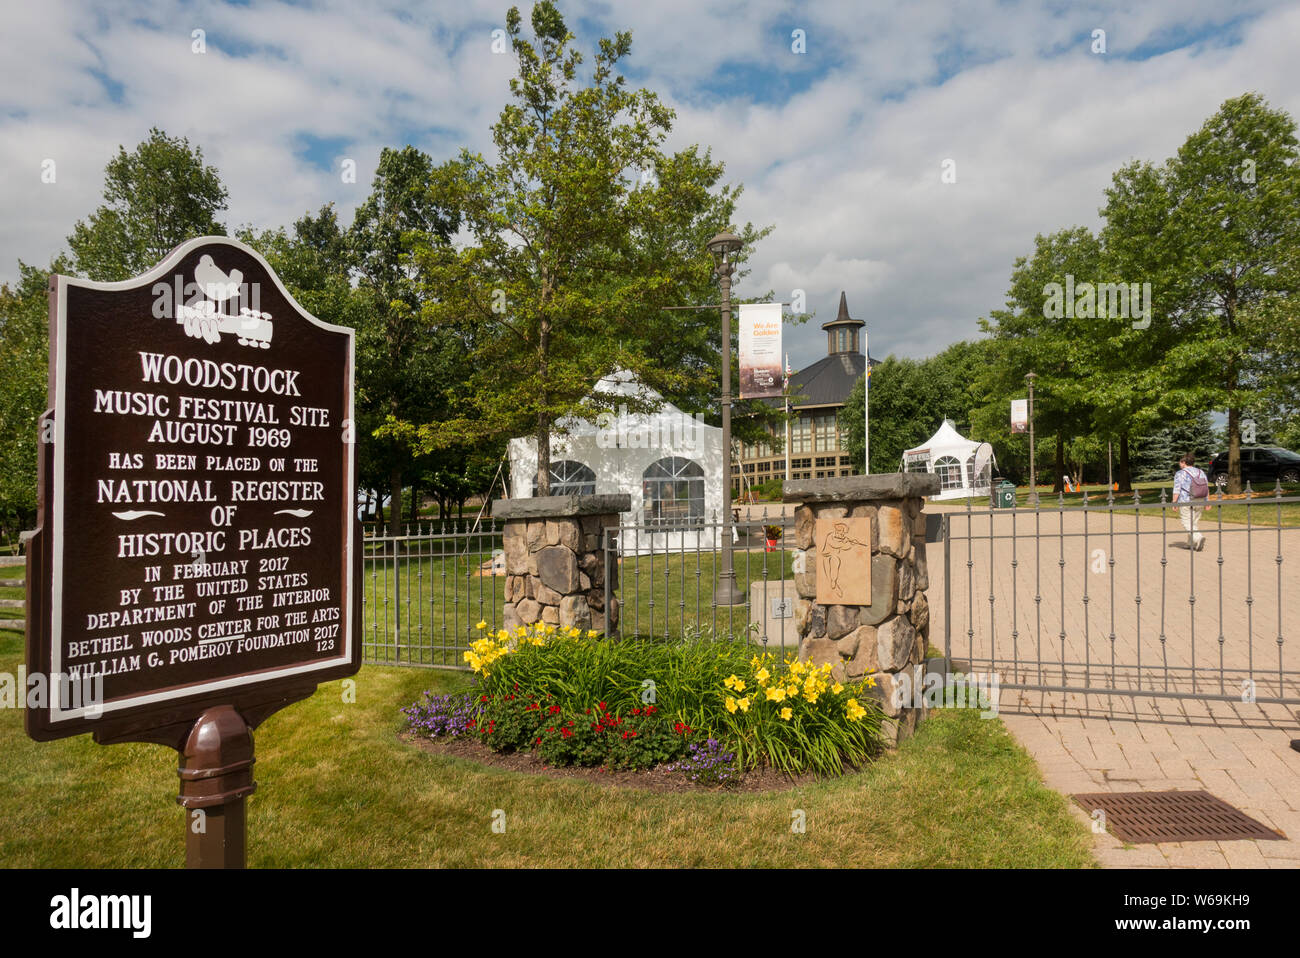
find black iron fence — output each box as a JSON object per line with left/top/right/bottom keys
{"left": 940, "top": 483, "right": 1300, "bottom": 705}
{"left": 360, "top": 509, "right": 801, "bottom": 668}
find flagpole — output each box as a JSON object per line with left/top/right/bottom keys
{"left": 863, "top": 327, "right": 870, "bottom": 475}
{"left": 784, "top": 352, "right": 791, "bottom": 483}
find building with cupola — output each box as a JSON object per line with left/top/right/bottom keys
{"left": 733, "top": 291, "right": 878, "bottom": 494}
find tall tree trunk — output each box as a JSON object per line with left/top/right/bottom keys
{"left": 388, "top": 464, "right": 403, "bottom": 538}
{"left": 1227, "top": 406, "right": 1242, "bottom": 495}
{"left": 1118, "top": 433, "right": 1132, "bottom": 494}
{"left": 1053, "top": 431, "right": 1065, "bottom": 494}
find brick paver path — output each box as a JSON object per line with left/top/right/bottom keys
{"left": 928, "top": 500, "right": 1300, "bottom": 868}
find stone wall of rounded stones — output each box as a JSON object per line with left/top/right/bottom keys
{"left": 791, "top": 497, "right": 930, "bottom": 745}
{"left": 501, "top": 514, "right": 620, "bottom": 633}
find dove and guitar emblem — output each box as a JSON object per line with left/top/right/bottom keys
{"left": 176, "top": 254, "right": 274, "bottom": 348}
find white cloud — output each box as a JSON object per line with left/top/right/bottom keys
{"left": 2, "top": 0, "right": 1298, "bottom": 378}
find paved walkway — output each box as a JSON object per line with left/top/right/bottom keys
{"left": 927, "top": 501, "right": 1300, "bottom": 868}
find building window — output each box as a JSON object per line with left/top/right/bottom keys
{"left": 643, "top": 457, "right": 705, "bottom": 527}
{"left": 531, "top": 460, "right": 596, "bottom": 496}
{"left": 813, "top": 413, "right": 838, "bottom": 452}
{"left": 792, "top": 415, "right": 812, "bottom": 454}
{"left": 934, "top": 455, "right": 963, "bottom": 492}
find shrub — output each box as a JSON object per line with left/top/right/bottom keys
{"left": 713, "top": 652, "right": 883, "bottom": 777}
{"left": 437, "top": 623, "right": 886, "bottom": 778}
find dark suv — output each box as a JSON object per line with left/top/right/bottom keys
{"left": 1206, "top": 446, "right": 1300, "bottom": 485}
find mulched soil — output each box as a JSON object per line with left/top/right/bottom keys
{"left": 398, "top": 729, "right": 825, "bottom": 793}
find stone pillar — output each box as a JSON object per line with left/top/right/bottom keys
{"left": 492, "top": 494, "right": 630, "bottom": 635}
{"left": 783, "top": 473, "right": 940, "bottom": 746}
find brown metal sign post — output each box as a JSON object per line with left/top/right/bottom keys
{"left": 26, "top": 236, "right": 362, "bottom": 868}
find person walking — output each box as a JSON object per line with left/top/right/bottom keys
{"left": 1173, "top": 452, "right": 1209, "bottom": 551}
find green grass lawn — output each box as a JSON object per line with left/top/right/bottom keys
{"left": 0, "top": 627, "right": 1095, "bottom": 868}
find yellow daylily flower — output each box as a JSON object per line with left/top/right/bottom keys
{"left": 755, "top": 667, "right": 770, "bottom": 685}
{"left": 475, "top": 620, "right": 487, "bottom": 630}
{"left": 586, "top": 629, "right": 599, "bottom": 638}
{"left": 832, "top": 682, "right": 844, "bottom": 694}
{"left": 732, "top": 678, "right": 746, "bottom": 692}
{"left": 765, "top": 686, "right": 786, "bottom": 702}
{"left": 725, "top": 696, "right": 738, "bottom": 714}
{"left": 779, "top": 707, "right": 793, "bottom": 721}
{"left": 737, "top": 697, "right": 750, "bottom": 712}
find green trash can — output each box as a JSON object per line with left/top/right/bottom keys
{"left": 994, "top": 480, "right": 1017, "bottom": 509}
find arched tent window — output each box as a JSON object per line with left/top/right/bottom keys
{"left": 531, "top": 460, "right": 596, "bottom": 497}
{"left": 933, "top": 455, "right": 963, "bottom": 492}
{"left": 643, "top": 457, "right": 705, "bottom": 526}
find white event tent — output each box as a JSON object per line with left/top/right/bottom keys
{"left": 900, "top": 419, "right": 996, "bottom": 501}
{"left": 507, "top": 370, "right": 724, "bottom": 553}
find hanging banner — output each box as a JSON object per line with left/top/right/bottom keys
{"left": 738, "top": 303, "right": 783, "bottom": 399}
{"left": 1010, "top": 398, "right": 1028, "bottom": 434}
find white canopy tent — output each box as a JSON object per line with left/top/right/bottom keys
{"left": 901, "top": 419, "right": 996, "bottom": 501}
{"left": 507, "top": 371, "right": 724, "bottom": 553}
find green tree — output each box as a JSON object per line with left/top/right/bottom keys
{"left": 840, "top": 340, "right": 991, "bottom": 475}
{"left": 1129, "top": 412, "right": 1220, "bottom": 483}
{"left": 972, "top": 228, "right": 1104, "bottom": 492}
{"left": 351, "top": 146, "right": 463, "bottom": 532}
{"left": 67, "top": 127, "right": 228, "bottom": 281}
{"left": 411, "top": 2, "right": 768, "bottom": 494}
{"left": 1101, "top": 93, "right": 1300, "bottom": 493}
{"left": 0, "top": 260, "right": 69, "bottom": 541}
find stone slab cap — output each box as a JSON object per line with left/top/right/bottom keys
{"left": 492, "top": 494, "right": 632, "bottom": 519}
{"left": 782, "top": 472, "right": 940, "bottom": 503}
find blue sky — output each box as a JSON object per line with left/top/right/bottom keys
{"left": 3, "top": 0, "right": 1299, "bottom": 374}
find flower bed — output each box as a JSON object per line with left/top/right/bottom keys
{"left": 403, "top": 622, "right": 884, "bottom": 781}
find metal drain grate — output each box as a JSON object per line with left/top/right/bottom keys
{"left": 1072, "top": 790, "right": 1284, "bottom": 844}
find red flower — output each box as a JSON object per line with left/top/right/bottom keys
{"left": 535, "top": 737, "right": 542, "bottom": 745}
{"left": 584, "top": 708, "right": 591, "bottom": 714}
{"left": 561, "top": 727, "right": 573, "bottom": 738}
{"left": 526, "top": 703, "right": 539, "bottom": 711}
{"left": 548, "top": 704, "right": 561, "bottom": 714}
{"left": 480, "top": 695, "right": 488, "bottom": 702}
{"left": 622, "top": 731, "right": 629, "bottom": 739}
{"left": 513, "top": 683, "right": 519, "bottom": 691}
{"left": 598, "top": 701, "right": 607, "bottom": 711}
{"left": 632, "top": 708, "right": 642, "bottom": 716}
{"left": 645, "top": 705, "right": 657, "bottom": 714}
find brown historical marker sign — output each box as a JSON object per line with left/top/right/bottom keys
{"left": 27, "top": 236, "right": 361, "bottom": 747}
{"left": 815, "top": 517, "right": 871, "bottom": 605}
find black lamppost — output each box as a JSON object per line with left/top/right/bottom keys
{"left": 708, "top": 229, "right": 746, "bottom": 606}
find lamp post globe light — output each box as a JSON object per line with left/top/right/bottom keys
{"left": 707, "top": 229, "right": 746, "bottom": 606}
